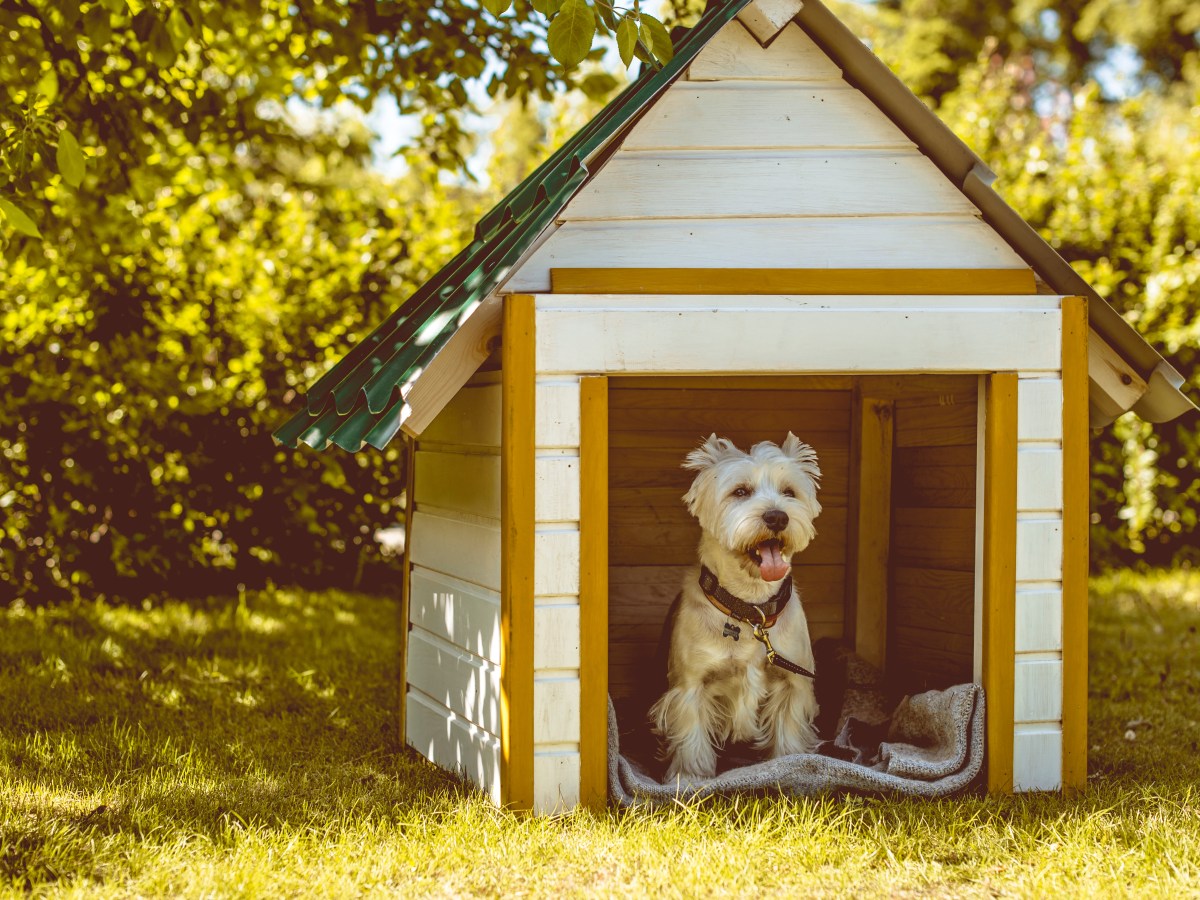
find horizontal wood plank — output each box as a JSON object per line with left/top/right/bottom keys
{"left": 535, "top": 603, "right": 581, "bottom": 670}
{"left": 407, "top": 691, "right": 501, "bottom": 805}
{"left": 561, "top": 155, "right": 979, "bottom": 222}
{"left": 410, "top": 511, "right": 501, "bottom": 592}
{"left": 1015, "top": 659, "right": 1063, "bottom": 723}
{"left": 407, "top": 627, "right": 501, "bottom": 736}
{"left": 417, "top": 383, "right": 501, "bottom": 448}
{"left": 414, "top": 450, "right": 501, "bottom": 521}
{"left": 1016, "top": 589, "right": 1063, "bottom": 653}
{"left": 535, "top": 529, "right": 581, "bottom": 596}
{"left": 535, "top": 380, "right": 581, "bottom": 449}
{"left": 535, "top": 455, "right": 580, "bottom": 522}
{"left": 409, "top": 567, "right": 502, "bottom": 664}
{"left": 1016, "top": 518, "right": 1064, "bottom": 583}
{"left": 1013, "top": 728, "right": 1062, "bottom": 791}
{"left": 1017, "top": 378, "right": 1064, "bottom": 442}
{"left": 622, "top": 83, "right": 914, "bottom": 151}
{"left": 534, "top": 677, "right": 581, "bottom": 745}
{"left": 551, "top": 267, "right": 1036, "bottom": 294}
{"left": 533, "top": 752, "right": 581, "bottom": 815}
{"left": 504, "top": 218, "right": 1030, "bottom": 291}
{"left": 1016, "top": 448, "right": 1064, "bottom": 513}
{"left": 535, "top": 305, "right": 1062, "bottom": 375}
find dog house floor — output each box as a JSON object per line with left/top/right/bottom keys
{"left": 606, "top": 374, "right": 980, "bottom": 722}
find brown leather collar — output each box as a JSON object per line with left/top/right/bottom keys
{"left": 698, "top": 565, "right": 792, "bottom": 628}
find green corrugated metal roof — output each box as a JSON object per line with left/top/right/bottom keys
{"left": 273, "top": 0, "right": 753, "bottom": 453}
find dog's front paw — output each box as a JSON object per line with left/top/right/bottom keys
{"left": 664, "top": 758, "right": 715, "bottom": 788}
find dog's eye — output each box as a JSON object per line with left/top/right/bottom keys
{"left": 730, "top": 486, "right": 751, "bottom": 499}
{"left": 782, "top": 487, "right": 796, "bottom": 498}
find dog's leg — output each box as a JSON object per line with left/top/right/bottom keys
{"left": 650, "top": 683, "right": 721, "bottom": 782}
{"left": 727, "top": 660, "right": 767, "bottom": 745}
{"left": 756, "top": 677, "right": 820, "bottom": 758}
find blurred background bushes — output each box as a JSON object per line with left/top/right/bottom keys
{"left": 2, "top": 0, "right": 1198, "bottom": 605}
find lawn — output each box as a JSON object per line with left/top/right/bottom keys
{"left": 2, "top": 571, "right": 1198, "bottom": 898}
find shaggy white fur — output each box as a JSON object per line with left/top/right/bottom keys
{"left": 650, "top": 433, "right": 823, "bottom": 783}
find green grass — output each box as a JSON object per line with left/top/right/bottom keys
{"left": 2, "top": 572, "right": 1199, "bottom": 898}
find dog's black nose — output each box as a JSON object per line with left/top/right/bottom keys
{"left": 762, "top": 509, "right": 789, "bottom": 533}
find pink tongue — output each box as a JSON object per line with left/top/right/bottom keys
{"left": 757, "top": 541, "right": 790, "bottom": 581}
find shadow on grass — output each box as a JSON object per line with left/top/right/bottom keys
{"left": 0, "top": 588, "right": 474, "bottom": 856}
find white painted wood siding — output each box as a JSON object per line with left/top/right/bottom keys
{"left": 1012, "top": 373, "right": 1067, "bottom": 792}
{"left": 408, "top": 382, "right": 504, "bottom": 801}
{"left": 531, "top": 377, "right": 585, "bottom": 813}
{"left": 501, "top": 18, "right": 1027, "bottom": 295}
{"left": 687, "top": 21, "right": 842, "bottom": 82}
{"left": 534, "top": 296, "right": 1063, "bottom": 375}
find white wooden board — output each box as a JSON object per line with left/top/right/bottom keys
{"left": 1015, "top": 588, "right": 1063, "bottom": 653}
{"left": 561, "top": 152, "right": 977, "bottom": 221}
{"left": 1016, "top": 448, "right": 1064, "bottom": 513}
{"left": 504, "top": 217, "right": 1029, "bottom": 292}
{"left": 417, "top": 383, "right": 501, "bottom": 448}
{"left": 535, "top": 528, "right": 581, "bottom": 596}
{"left": 535, "top": 455, "right": 580, "bottom": 523}
{"left": 407, "top": 627, "right": 501, "bottom": 735}
{"left": 1014, "top": 658, "right": 1063, "bottom": 723}
{"left": 535, "top": 380, "right": 581, "bottom": 449}
{"left": 1017, "top": 378, "right": 1064, "bottom": 442}
{"left": 414, "top": 450, "right": 501, "bottom": 520}
{"left": 535, "top": 603, "right": 581, "bottom": 670}
{"left": 410, "top": 567, "right": 502, "bottom": 663}
{"left": 407, "top": 690, "right": 502, "bottom": 805}
{"left": 534, "top": 303, "right": 1063, "bottom": 375}
{"left": 534, "top": 751, "right": 581, "bottom": 815}
{"left": 622, "top": 83, "right": 914, "bottom": 151}
{"left": 1015, "top": 517, "right": 1064, "bottom": 583}
{"left": 1013, "top": 726, "right": 1062, "bottom": 792}
{"left": 534, "top": 676, "right": 581, "bottom": 744}
{"left": 410, "top": 510, "right": 501, "bottom": 592}
{"left": 688, "top": 21, "right": 842, "bottom": 82}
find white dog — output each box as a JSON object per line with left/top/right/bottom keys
{"left": 650, "top": 433, "right": 823, "bottom": 783}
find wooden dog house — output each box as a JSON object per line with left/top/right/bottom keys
{"left": 275, "top": 0, "right": 1195, "bottom": 812}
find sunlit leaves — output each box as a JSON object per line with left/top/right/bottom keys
{"left": 639, "top": 13, "right": 673, "bottom": 64}
{"left": 55, "top": 131, "right": 86, "bottom": 189}
{"left": 547, "top": 0, "right": 597, "bottom": 68}
{"left": 616, "top": 15, "right": 638, "bottom": 67}
{"left": 482, "top": 0, "right": 514, "bottom": 16}
{"left": 0, "top": 198, "right": 41, "bottom": 239}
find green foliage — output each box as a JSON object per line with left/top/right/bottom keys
{"left": 0, "top": 121, "right": 485, "bottom": 603}
{"left": 0, "top": 0, "right": 571, "bottom": 231}
{"left": 542, "top": 0, "right": 678, "bottom": 70}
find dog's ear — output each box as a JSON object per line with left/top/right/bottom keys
{"left": 781, "top": 431, "right": 822, "bottom": 484}
{"left": 682, "top": 433, "right": 736, "bottom": 472}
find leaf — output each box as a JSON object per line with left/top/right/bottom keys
{"left": 616, "top": 15, "right": 637, "bottom": 67}
{"left": 546, "top": 0, "right": 595, "bottom": 69}
{"left": 166, "top": 8, "right": 193, "bottom": 49}
{"left": 56, "top": 130, "right": 87, "bottom": 188}
{"left": 640, "top": 13, "right": 673, "bottom": 64}
{"left": 35, "top": 67, "right": 59, "bottom": 104}
{"left": 482, "top": 0, "right": 512, "bottom": 15}
{"left": 531, "top": 0, "right": 562, "bottom": 15}
{"left": 579, "top": 72, "right": 619, "bottom": 100}
{"left": 0, "top": 198, "right": 42, "bottom": 239}
{"left": 594, "top": 0, "right": 617, "bottom": 30}
{"left": 147, "top": 17, "right": 177, "bottom": 68}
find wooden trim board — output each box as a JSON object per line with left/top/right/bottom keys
{"left": 501, "top": 294, "right": 536, "bottom": 810}
{"left": 848, "top": 393, "right": 894, "bottom": 670}
{"left": 1061, "top": 297, "right": 1089, "bottom": 792}
{"left": 550, "top": 268, "right": 1037, "bottom": 295}
{"left": 579, "top": 377, "right": 609, "bottom": 811}
{"left": 398, "top": 435, "right": 417, "bottom": 747}
{"left": 983, "top": 373, "right": 1018, "bottom": 794}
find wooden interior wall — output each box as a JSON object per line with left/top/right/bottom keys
{"left": 888, "top": 378, "right": 978, "bottom": 694}
{"left": 607, "top": 379, "right": 852, "bottom": 706}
